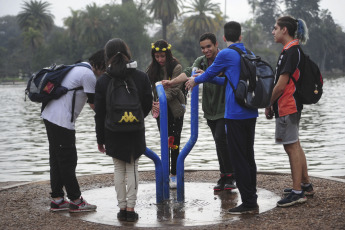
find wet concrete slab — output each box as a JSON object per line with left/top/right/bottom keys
{"left": 60, "top": 182, "right": 280, "bottom": 228}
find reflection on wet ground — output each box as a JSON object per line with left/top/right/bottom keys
{"left": 59, "top": 182, "right": 280, "bottom": 227}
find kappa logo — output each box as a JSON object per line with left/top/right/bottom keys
{"left": 118, "top": 112, "right": 139, "bottom": 123}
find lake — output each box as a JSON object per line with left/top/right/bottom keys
{"left": 0, "top": 76, "right": 344, "bottom": 182}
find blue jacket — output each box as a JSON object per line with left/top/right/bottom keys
{"left": 194, "top": 43, "right": 258, "bottom": 120}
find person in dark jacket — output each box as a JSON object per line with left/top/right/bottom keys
{"left": 94, "top": 38, "right": 152, "bottom": 222}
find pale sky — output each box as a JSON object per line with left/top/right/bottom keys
{"left": 0, "top": 0, "right": 344, "bottom": 29}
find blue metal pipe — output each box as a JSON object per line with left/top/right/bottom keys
{"left": 155, "top": 82, "right": 169, "bottom": 200}
{"left": 176, "top": 74, "right": 199, "bottom": 202}
{"left": 144, "top": 147, "right": 163, "bottom": 204}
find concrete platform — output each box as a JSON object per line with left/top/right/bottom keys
{"left": 60, "top": 182, "right": 280, "bottom": 228}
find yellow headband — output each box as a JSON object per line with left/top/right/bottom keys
{"left": 151, "top": 43, "right": 172, "bottom": 52}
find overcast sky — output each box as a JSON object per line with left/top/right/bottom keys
{"left": 0, "top": 0, "right": 344, "bottom": 29}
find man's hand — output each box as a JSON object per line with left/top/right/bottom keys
{"left": 185, "top": 77, "right": 197, "bottom": 91}
{"left": 265, "top": 106, "right": 274, "bottom": 119}
{"left": 98, "top": 144, "right": 106, "bottom": 153}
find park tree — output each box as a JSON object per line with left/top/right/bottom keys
{"left": 17, "top": 0, "right": 54, "bottom": 33}
{"left": 149, "top": 0, "right": 180, "bottom": 40}
{"left": 183, "top": 0, "right": 221, "bottom": 40}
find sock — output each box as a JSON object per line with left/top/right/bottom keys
{"left": 301, "top": 183, "right": 311, "bottom": 187}
{"left": 53, "top": 198, "right": 63, "bottom": 204}
{"left": 292, "top": 190, "right": 302, "bottom": 194}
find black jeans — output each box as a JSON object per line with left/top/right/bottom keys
{"left": 207, "top": 118, "right": 233, "bottom": 174}
{"left": 225, "top": 118, "right": 257, "bottom": 207}
{"left": 44, "top": 119, "right": 81, "bottom": 201}
{"left": 157, "top": 108, "right": 184, "bottom": 176}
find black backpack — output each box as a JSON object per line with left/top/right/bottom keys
{"left": 228, "top": 46, "right": 275, "bottom": 109}
{"left": 290, "top": 48, "right": 323, "bottom": 104}
{"left": 25, "top": 63, "right": 91, "bottom": 122}
{"left": 105, "top": 74, "right": 144, "bottom": 132}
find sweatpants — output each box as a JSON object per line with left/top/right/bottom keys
{"left": 225, "top": 118, "right": 258, "bottom": 207}
{"left": 113, "top": 157, "right": 139, "bottom": 209}
{"left": 44, "top": 119, "right": 81, "bottom": 201}
{"left": 207, "top": 118, "right": 233, "bottom": 174}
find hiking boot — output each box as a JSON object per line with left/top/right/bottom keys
{"left": 277, "top": 191, "right": 307, "bottom": 207}
{"left": 117, "top": 210, "right": 127, "bottom": 221}
{"left": 213, "top": 174, "right": 225, "bottom": 191}
{"left": 170, "top": 176, "right": 177, "bottom": 189}
{"left": 283, "top": 183, "right": 315, "bottom": 196}
{"left": 126, "top": 211, "right": 139, "bottom": 222}
{"left": 224, "top": 173, "right": 237, "bottom": 190}
{"left": 50, "top": 198, "right": 70, "bottom": 212}
{"left": 228, "top": 203, "right": 259, "bottom": 214}
{"left": 69, "top": 197, "right": 97, "bottom": 212}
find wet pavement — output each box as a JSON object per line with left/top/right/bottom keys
{"left": 59, "top": 182, "right": 280, "bottom": 228}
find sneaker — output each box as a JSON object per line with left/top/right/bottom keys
{"left": 277, "top": 191, "right": 307, "bottom": 207}
{"left": 126, "top": 211, "right": 139, "bottom": 222}
{"left": 50, "top": 198, "right": 70, "bottom": 212}
{"left": 69, "top": 196, "right": 97, "bottom": 212}
{"left": 228, "top": 203, "right": 259, "bottom": 214}
{"left": 283, "top": 184, "right": 315, "bottom": 196}
{"left": 213, "top": 174, "right": 225, "bottom": 191}
{"left": 224, "top": 173, "right": 237, "bottom": 190}
{"left": 117, "top": 210, "right": 127, "bottom": 221}
{"left": 170, "top": 176, "right": 177, "bottom": 189}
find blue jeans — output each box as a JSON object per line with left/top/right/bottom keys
{"left": 44, "top": 119, "right": 81, "bottom": 201}
{"left": 225, "top": 118, "right": 258, "bottom": 207}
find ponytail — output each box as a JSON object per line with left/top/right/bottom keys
{"left": 296, "top": 18, "right": 309, "bottom": 44}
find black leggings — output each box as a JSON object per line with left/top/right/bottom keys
{"left": 157, "top": 108, "right": 184, "bottom": 175}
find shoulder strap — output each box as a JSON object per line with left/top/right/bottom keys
{"left": 74, "top": 62, "right": 92, "bottom": 70}
{"left": 229, "top": 45, "right": 244, "bottom": 55}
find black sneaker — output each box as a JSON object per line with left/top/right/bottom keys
{"left": 69, "top": 196, "right": 97, "bottom": 212}
{"left": 117, "top": 210, "right": 127, "bottom": 221}
{"left": 283, "top": 184, "right": 315, "bottom": 196}
{"left": 277, "top": 191, "right": 307, "bottom": 207}
{"left": 228, "top": 203, "right": 259, "bottom": 214}
{"left": 224, "top": 173, "right": 237, "bottom": 190}
{"left": 50, "top": 198, "right": 70, "bottom": 212}
{"left": 126, "top": 211, "right": 139, "bottom": 222}
{"left": 213, "top": 174, "right": 225, "bottom": 191}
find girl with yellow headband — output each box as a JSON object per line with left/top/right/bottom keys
{"left": 146, "top": 40, "right": 186, "bottom": 189}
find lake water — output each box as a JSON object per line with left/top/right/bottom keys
{"left": 0, "top": 76, "right": 344, "bottom": 182}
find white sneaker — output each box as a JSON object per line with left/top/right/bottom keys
{"left": 170, "top": 176, "right": 177, "bottom": 189}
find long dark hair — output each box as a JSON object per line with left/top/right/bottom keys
{"left": 105, "top": 38, "right": 133, "bottom": 79}
{"left": 146, "top": 40, "right": 179, "bottom": 84}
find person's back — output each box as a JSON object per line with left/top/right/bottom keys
{"left": 41, "top": 63, "right": 96, "bottom": 129}
{"left": 94, "top": 38, "right": 152, "bottom": 222}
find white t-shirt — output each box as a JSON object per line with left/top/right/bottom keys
{"left": 41, "top": 62, "right": 96, "bottom": 130}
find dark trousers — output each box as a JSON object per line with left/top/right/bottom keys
{"left": 225, "top": 118, "right": 257, "bottom": 207}
{"left": 44, "top": 119, "right": 81, "bottom": 201}
{"left": 157, "top": 108, "right": 184, "bottom": 176}
{"left": 207, "top": 118, "right": 233, "bottom": 174}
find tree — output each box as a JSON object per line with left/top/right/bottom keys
{"left": 17, "top": 0, "right": 54, "bottom": 33}
{"left": 183, "top": 0, "right": 221, "bottom": 39}
{"left": 255, "top": 0, "right": 282, "bottom": 34}
{"left": 79, "top": 3, "right": 109, "bottom": 47}
{"left": 149, "top": 0, "right": 180, "bottom": 40}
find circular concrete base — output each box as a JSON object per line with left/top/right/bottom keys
{"left": 60, "top": 182, "right": 280, "bottom": 227}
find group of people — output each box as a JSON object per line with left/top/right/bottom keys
{"left": 41, "top": 15, "right": 315, "bottom": 222}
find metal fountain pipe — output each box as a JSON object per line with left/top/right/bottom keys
{"left": 155, "top": 81, "right": 170, "bottom": 200}
{"left": 177, "top": 68, "right": 199, "bottom": 202}
{"left": 144, "top": 147, "right": 163, "bottom": 204}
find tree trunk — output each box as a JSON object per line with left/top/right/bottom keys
{"left": 162, "top": 20, "right": 167, "bottom": 40}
